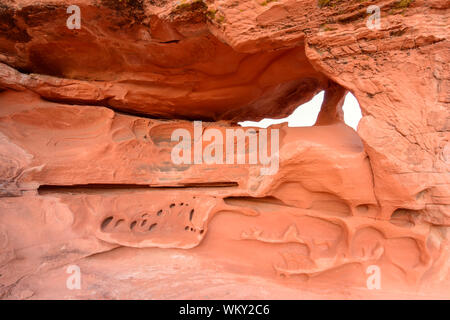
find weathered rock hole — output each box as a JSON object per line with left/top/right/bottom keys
{"left": 342, "top": 93, "right": 362, "bottom": 130}
{"left": 115, "top": 219, "right": 124, "bottom": 227}
{"left": 415, "top": 189, "right": 429, "bottom": 200}
{"left": 390, "top": 208, "right": 419, "bottom": 228}
{"left": 101, "top": 216, "right": 114, "bottom": 230}
{"left": 224, "top": 196, "right": 287, "bottom": 207}
{"left": 239, "top": 91, "right": 362, "bottom": 130}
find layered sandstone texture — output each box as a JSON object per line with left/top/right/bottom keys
{"left": 0, "top": 0, "right": 449, "bottom": 299}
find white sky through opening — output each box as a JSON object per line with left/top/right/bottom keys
{"left": 239, "top": 92, "right": 362, "bottom": 130}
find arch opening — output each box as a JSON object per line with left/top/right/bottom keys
{"left": 239, "top": 92, "right": 362, "bottom": 131}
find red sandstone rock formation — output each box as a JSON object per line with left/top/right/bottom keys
{"left": 0, "top": 0, "right": 448, "bottom": 299}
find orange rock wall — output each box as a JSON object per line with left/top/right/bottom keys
{"left": 0, "top": 0, "right": 448, "bottom": 299}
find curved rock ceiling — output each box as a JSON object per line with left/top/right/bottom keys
{"left": 0, "top": 0, "right": 330, "bottom": 121}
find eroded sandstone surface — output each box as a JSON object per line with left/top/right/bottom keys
{"left": 0, "top": 0, "right": 448, "bottom": 299}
